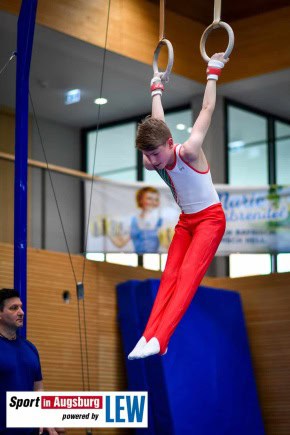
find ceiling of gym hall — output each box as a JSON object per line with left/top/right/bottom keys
{"left": 148, "top": 0, "right": 289, "bottom": 24}
{"left": 0, "top": 6, "right": 289, "bottom": 127}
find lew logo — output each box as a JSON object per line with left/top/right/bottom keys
{"left": 105, "top": 395, "right": 146, "bottom": 423}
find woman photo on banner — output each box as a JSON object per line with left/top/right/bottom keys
{"left": 109, "top": 186, "right": 163, "bottom": 254}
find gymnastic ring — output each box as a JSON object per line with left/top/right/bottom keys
{"left": 153, "top": 38, "right": 174, "bottom": 83}
{"left": 200, "top": 21, "right": 234, "bottom": 63}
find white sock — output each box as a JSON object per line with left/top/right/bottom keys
{"left": 140, "top": 337, "right": 160, "bottom": 358}
{"left": 128, "top": 336, "right": 147, "bottom": 360}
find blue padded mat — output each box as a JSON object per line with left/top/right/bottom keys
{"left": 117, "top": 280, "right": 265, "bottom": 435}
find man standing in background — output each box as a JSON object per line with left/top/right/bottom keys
{"left": 0, "top": 288, "right": 63, "bottom": 435}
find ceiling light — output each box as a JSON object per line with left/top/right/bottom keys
{"left": 187, "top": 127, "right": 192, "bottom": 133}
{"left": 176, "top": 123, "right": 186, "bottom": 131}
{"left": 65, "top": 89, "right": 80, "bottom": 105}
{"left": 228, "top": 140, "right": 245, "bottom": 149}
{"left": 94, "top": 97, "right": 108, "bottom": 105}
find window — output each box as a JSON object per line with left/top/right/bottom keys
{"left": 86, "top": 253, "right": 105, "bottom": 262}
{"left": 275, "top": 121, "right": 290, "bottom": 273}
{"left": 229, "top": 254, "right": 271, "bottom": 278}
{"left": 86, "top": 121, "right": 137, "bottom": 267}
{"left": 227, "top": 101, "right": 290, "bottom": 277}
{"left": 87, "top": 122, "right": 136, "bottom": 181}
{"left": 106, "top": 253, "right": 138, "bottom": 267}
{"left": 276, "top": 121, "right": 290, "bottom": 185}
{"left": 228, "top": 106, "right": 268, "bottom": 186}
{"left": 161, "top": 254, "right": 168, "bottom": 271}
{"left": 277, "top": 254, "right": 290, "bottom": 273}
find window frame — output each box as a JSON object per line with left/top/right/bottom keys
{"left": 225, "top": 98, "right": 290, "bottom": 275}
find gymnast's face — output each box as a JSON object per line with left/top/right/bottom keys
{"left": 143, "top": 138, "right": 174, "bottom": 169}
{"left": 0, "top": 297, "right": 24, "bottom": 330}
{"left": 139, "top": 192, "right": 160, "bottom": 211}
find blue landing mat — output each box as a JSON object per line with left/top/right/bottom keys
{"left": 117, "top": 279, "right": 265, "bottom": 435}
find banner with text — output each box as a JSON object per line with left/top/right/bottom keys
{"left": 85, "top": 180, "right": 290, "bottom": 254}
{"left": 7, "top": 392, "right": 148, "bottom": 428}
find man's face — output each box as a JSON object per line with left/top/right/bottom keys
{"left": 0, "top": 297, "right": 24, "bottom": 330}
{"left": 143, "top": 139, "right": 174, "bottom": 169}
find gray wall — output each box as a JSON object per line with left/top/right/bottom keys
{"left": 191, "top": 95, "right": 228, "bottom": 277}
{"left": 191, "top": 95, "right": 226, "bottom": 183}
{"left": 30, "top": 117, "right": 82, "bottom": 254}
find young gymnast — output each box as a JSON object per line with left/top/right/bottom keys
{"left": 128, "top": 52, "right": 228, "bottom": 359}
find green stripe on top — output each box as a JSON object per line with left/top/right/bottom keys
{"left": 156, "top": 168, "right": 178, "bottom": 205}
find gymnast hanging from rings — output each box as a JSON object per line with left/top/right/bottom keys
{"left": 128, "top": 1, "right": 234, "bottom": 359}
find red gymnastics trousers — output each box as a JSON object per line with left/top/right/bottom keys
{"left": 143, "top": 202, "right": 226, "bottom": 354}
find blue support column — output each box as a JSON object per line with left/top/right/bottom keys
{"left": 14, "top": 0, "right": 38, "bottom": 338}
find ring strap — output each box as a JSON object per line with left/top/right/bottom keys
{"left": 159, "top": 0, "right": 165, "bottom": 41}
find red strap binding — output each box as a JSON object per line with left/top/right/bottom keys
{"left": 150, "top": 82, "right": 164, "bottom": 92}
{"left": 206, "top": 67, "right": 222, "bottom": 76}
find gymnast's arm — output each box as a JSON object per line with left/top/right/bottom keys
{"left": 143, "top": 75, "right": 166, "bottom": 171}
{"left": 142, "top": 73, "right": 166, "bottom": 171}
{"left": 181, "top": 53, "right": 228, "bottom": 162}
{"left": 152, "top": 92, "right": 165, "bottom": 122}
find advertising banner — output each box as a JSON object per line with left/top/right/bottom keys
{"left": 85, "top": 180, "right": 290, "bottom": 255}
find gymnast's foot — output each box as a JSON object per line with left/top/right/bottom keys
{"left": 140, "top": 337, "right": 161, "bottom": 358}
{"left": 128, "top": 336, "right": 147, "bottom": 360}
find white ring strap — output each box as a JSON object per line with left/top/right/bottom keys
{"left": 213, "top": 0, "right": 221, "bottom": 24}
{"left": 159, "top": 0, "right": 165, "bottom": 41}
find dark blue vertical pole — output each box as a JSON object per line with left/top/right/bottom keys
{"left": 14, "top": 0, "right": 38, "bottom": 338}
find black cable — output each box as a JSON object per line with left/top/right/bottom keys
{"left": 81, "top": 0, "right": 112, "bottom": 409}
{"left": 0, "top": 51, "right": 16, "bottom": 77}
{"left": 29, "top": 93, "right": 78, "bottom": 285}
{"left": 29, "top": 92, "right": 87, "bottom": 391}
{"left": 82, "top": 0, "right": 112, "bottom": 283}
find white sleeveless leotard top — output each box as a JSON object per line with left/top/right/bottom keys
{"left": 156, "top": 144, "right": 220, "bottom": 214}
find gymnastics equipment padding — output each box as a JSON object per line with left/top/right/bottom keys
{"left": 117, "top": 279, "right": 265, "bottom": 435}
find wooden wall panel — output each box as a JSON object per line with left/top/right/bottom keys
{"left": 0, "top": 242, "right": 289, "bottom": 434}
{"left": 0, "top": 111, "right": 16, "bottom": 244}
{"left": 0, "top": 242, "right": 160, "bottom": 435}
{"left": 0, "top": 109, "right": 32, "bottom": 245}
{"left": 0, "top": 1, "right": 289, "bottom": 83}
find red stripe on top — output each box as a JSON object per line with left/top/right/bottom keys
{"left": 165, "top": 144, "right": 178, "bottom": 170}
{"left": 178, "top": 146, "right": 210, "bottom": 174}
